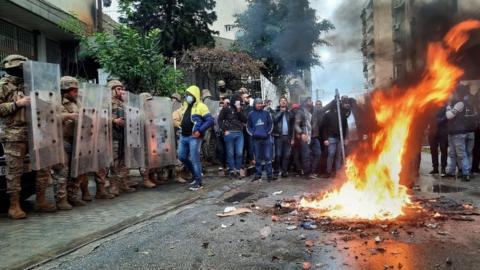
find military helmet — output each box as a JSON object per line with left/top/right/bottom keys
{"left": 170, "top": 93, "right": 181, "bottom": 101}
{"left": 2, "top": 54, "right": 28, "bottom": 69}
{"left": 107, "top": 80, "right": 123, "bottom": 90}
{"left": 139, "top": 92, "right": 153, "bottom": 101}
{"left": 202, "top": 89, "right": 212, "bottom": 99}
{"left": 217, "top": 80, "right": 226, "bottom": 87}
{"left": 60, "top": 76, "right": 79, "bottom": 90}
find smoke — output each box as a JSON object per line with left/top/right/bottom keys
{"left": 326, "top": 0, "right": 364, "bottom": 53}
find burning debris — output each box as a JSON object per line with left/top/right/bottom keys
{"left": 299, "top": 20, "right": 480, "bottom": 221}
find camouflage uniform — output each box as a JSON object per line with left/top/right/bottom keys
{"left": 0, "top": 55, "right": 55, "bottom": 218}
{"left": 109, "top": 80, "right": 134, "bottom": 194}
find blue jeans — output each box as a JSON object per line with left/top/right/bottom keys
{"left": 310, "top": 138, "right": 322, "bottom": 174}
{"left": 274, "top": 135, "right": 291, "bottom": 174}
{"left": 224, "top": 131, "right": 244, "bottom": 172}
{"left": 253, "top": 137, "right": 273, "bottom": 177}
{"left": 178, "top": 135, "right": 203, "bottom": 185}
{"left": 447, "top": 133, "right": 470, "bottom": 176}
{"left": 326, "top": 137, "right": 342, "bottom": 174}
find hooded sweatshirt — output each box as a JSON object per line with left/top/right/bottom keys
{"left": 247, "top": 104, "right": 273, "bottom": 139}
{"left": 176, "top": 85, "right": 214, "bottom": 137}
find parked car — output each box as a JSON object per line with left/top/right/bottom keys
{"left": 0, "top": 142, "right": 36, "bottom": 206}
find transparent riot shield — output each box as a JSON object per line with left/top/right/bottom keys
{"left": 23, "top": 61, "right": 64, "bottom": 170}
{"left": 141, "top": 96, "right": 175, "bottom": 169}
{"left": 203, "top": 98, "right": 219, "bottom": 117}
{"left": 124, "top": 92, "right": 145, "bottom": 168}
{"left": 95, "top": 85, "right": 113, "bottom": 170}
{"left": 70, "top": 83, "right": 100, "bottom": 177}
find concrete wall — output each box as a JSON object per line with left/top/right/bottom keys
{"left": 44, "top": 0, "right": 96, "bottom": 29}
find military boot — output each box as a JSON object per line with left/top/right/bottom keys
{"left": 143, "top": 173, "right": 156, "bottom": 188}
{"left": 35, "top": 188, "right": 57, "bottom": 212}
{"left": 8, "top": 192, "right": 26, "bottom": 219}
{"left": 68, "top": 178, "right": 87, "bottom": 207}
{"left": 95, "top": 180, "right": 115, "bottom": 199}
{"left": 80, "top": 178, "right": 92, "bottom": 202}
{"left": 56, "top": 197, "right": 73, "bottom": 210}
{"left": 108, "top": 178, "right": 120, "bottom": 196}
{"left": 119, "top": 177, "right": 136, "bottom": 193}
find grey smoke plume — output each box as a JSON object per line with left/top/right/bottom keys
{"left": 326, "top": 0, "right": 364, "bottom": 53}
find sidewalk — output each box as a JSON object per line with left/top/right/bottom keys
{"left": 0, "top": 170, "right": 232, "bottom": 270}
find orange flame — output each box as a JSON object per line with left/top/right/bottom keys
{"left": 300, "top": 20, "right": 480, "bottom": 220}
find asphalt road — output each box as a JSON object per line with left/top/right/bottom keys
{"left": 36, "top": 172, "right": 480, "bottom": 270}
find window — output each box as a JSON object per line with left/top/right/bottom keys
{"left": 0, "top": 20, "right": 35, "bottom": 61}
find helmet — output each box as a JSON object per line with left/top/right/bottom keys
{"left": 2, "top": 54, "right": 28, "bottom": 69}
{"left": 171, "top": 93, "right": 181, "bottom": 101}
{"left": 107, "top": 80, "right": 123, "bottom": 90}
{"left": 202, "top": 89, "right": 212, "bottom": 99}
{"left": 140, "top": 92, "right": 153, "bottom": 100}
{"left": 217, "top": 80, "right": 226, "bottom": 87}
{"left": 60, "top": 76, "right": 79, "bottom": 90}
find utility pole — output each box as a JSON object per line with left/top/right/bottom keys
{"left": 97, "top": 0, "right": 103, "bottom": 32}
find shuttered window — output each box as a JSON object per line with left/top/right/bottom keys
{"left": 0, "top": 19, "right": 35, "bottom": 61}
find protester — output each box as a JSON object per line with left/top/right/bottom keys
{"left": 272, "top": 97, "right": 294, "bottom": 178}
{"left": 247, "top": 98, "right": 274, "bottom": 182}
{"left": 173, "top": 85, "right": 214, "bottom": 190}
{"left": 218, "top": 94, "right": 247, "bottom": 178}
{"left": 444, "top": 86, "right": 476, "bottom": 181}
{"left": 322, "top": 97, "right": 350, "bottom": 178}
{"left": 293, "top": 97, "right": 315, "bottom": 178}
{"left": 428, "top": 107, "right": 449, "bottom": 175}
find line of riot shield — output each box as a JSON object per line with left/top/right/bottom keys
{"left": 124, "top": 92, "right": 145, "bottom": 169}
{"left": 95, "top": 85, "right": 114, "bottom": 170}
{"left": 70, "top": 83, "right": 101, "bottom": 177}
{"left": 23, "top": 60, "right": 64, "bottom": 170}
{"left": 140, "top": 95, "right": 176, "bottom": 169}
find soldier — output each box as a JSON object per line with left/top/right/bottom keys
{"left": 0, "top": 55, "right": 56, "bottom": 219}
{"left": 55, "top": 76, "right": 90, "bottom": 207}
{"left": 109, "top": 80, "right": 135, "bottom": 195}
{"left": 139, "top": 92, "right": 158, "bottom": 189}
{"left": 217, "top": 80, "right": 232, "bottom": 99}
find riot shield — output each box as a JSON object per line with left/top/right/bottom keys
{"left": 141, "top": 96, "right": 175, "bottom": 169}
{"left": 70, "top": 83, "right": 100, "bottom": 177}
{"left": 203, "top": 98, "right": 219, "bottom": 117}
{"left": 95, "top": 85, "right": 113, "bottom": 170}
{"left": 124, "top": 92, "right": 145, "bottom": 169}
{"left": 23, "top": 61, "right": 64, "bottom": 170}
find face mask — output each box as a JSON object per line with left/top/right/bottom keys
{"left": 186, "top": 95, "right": 194, "bottom": 104}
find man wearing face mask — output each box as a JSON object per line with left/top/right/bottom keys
{"left": 0, "top": 55, "right": 57, "bottom": 219}
{"left": 173, "top": 85, "right": 214, "bottom": 190}
{"left": 109, "top": 80, "right": 135, "bottom": 195}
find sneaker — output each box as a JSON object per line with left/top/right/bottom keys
{"left": 218, "top": 167, "right": 224, "bottom": 171}
{"left": 441, "top": 168, "right": 447, "bottom": 175}
{"left": 463, "top": 175, "right": 471, "bottom": 182}
{"left": 307, "top": 174, "right": 317, "bottom": 180}
{"left": 441, "top": 173, "right": 455, "bottom": 178}
{"left": 189, "top": 180, "right": 196, "bottom": 186}
{"left": 429, "top": 169, "right": 439, "bottom": 174}
{"left": 272, "top": 175, "right": 278, "bottom": 181}
{"left": 281, "top": 172, "right": 289, "bottom": 178}
{"left": 267, "top": 176, "right": 273, "bottom": 182}
{"left": 251, "top": 175, "right": 261, "bottom": 182}
{"left": 189, "top": 184, "right": 204, "bottom": 191}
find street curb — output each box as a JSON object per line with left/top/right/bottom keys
{"left": 21, "top": 194, "right": 204, "bottom": 270}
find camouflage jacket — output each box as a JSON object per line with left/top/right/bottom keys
{"left": 61, "top": 96, "right": 79, "bottom": 143}
{"left": 112, "top": 96, "right": 125, "bottom": 140}
{"left": 0, "top": 74, "right": 28, "bottom": 141}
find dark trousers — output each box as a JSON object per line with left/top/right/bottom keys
{"left": 293, "top": 138, "right": 311, "bottom": 175}
{"left": 253, "top": 137, "right": 273, "bottom": 177}
{"left": 428, "top": 131, "right": 448, "bottom": 171}
{"left": 274, "top": 135, "right": 291, "bottom": 175}
{"left": 310, "top": 138, "right": 322, "bottom": 174}
{"left": 472, "top": 128, "right": 480, "bottom": 172}
{"left": 215, "top": 134, "right": 227, "bottom": 168}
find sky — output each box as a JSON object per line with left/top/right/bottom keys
{"left": 103, "top": 0, "right": 365, "bottom": 102}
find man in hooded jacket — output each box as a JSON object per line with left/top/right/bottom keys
{"left": 173, "top": 86, "right": 214, "bottom": 190}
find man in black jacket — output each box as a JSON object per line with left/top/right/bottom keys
{"left": 272, "top": 97, "right": 293, "bottom": 177}
{"left": 428, "top": 107, "right": 449, "bottom": 175}
{"left": 322, "top": 98, "right": 350, "bottom": 178}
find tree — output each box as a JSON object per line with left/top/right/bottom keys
{"left": 60, "top": 16, "right": 185, "bottom": 96}
{"left": 119, "top": 0, "right": 218, "bottom": 57}
{"left": 234, "top": 0, "right": 334, "bottom": 79}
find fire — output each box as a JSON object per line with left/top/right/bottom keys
{"left": 300, "top": 20, "right": 480, "bottom": 220}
